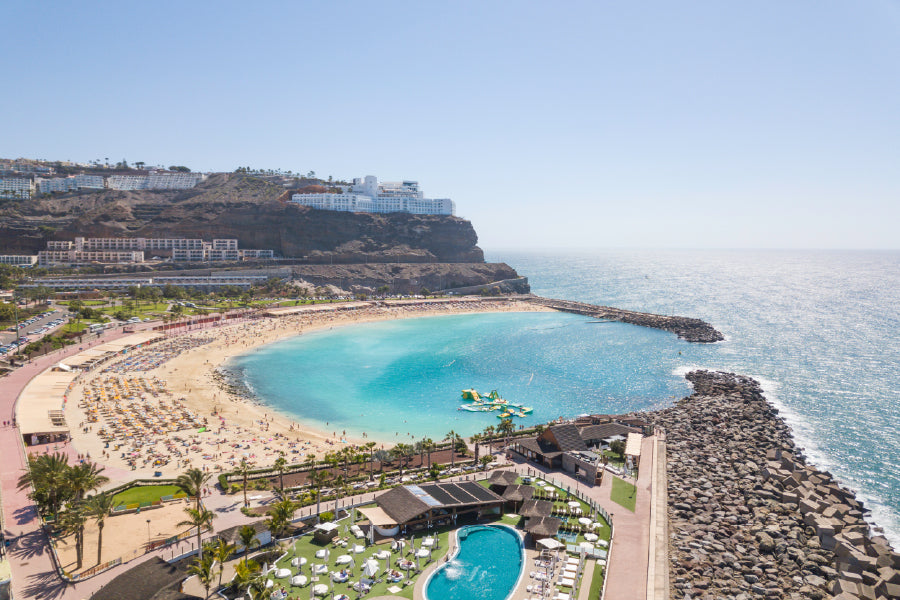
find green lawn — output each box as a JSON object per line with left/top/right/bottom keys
{"left": 587, "top": 560, "right": 605, "bottom": 598}
{"left": 112, "top": 484, "right": 186, "bottom": 506}
{"left": 610, "top": 477, "right": 636, "bottom": 512}
{"left": 274, "top": 518, "right": 456, "bottom": 600}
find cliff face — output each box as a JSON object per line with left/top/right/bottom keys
{"left": 0, "top": 174, "right": 484, "bottom": 263}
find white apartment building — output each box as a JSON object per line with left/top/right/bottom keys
{"left": 74, "top": 174, "right": 105, "bottom": 189}
{"left": 70, "top": 237, "right": 207, "bottom": 251}
{"left": 290, "top": 175, "right": 456, "bottom": 216}
{"left": 107, "top": 172, "right": 205, "bottom": 191}
{"left": 38, "top": 250, "right": 144, "bottom": 266}
{"left": 0, "top": 178, "right": 34, "bottom": 199}
{"left": 35, "top": 175, "right": 107, "bottom": 195}
{"left": 0, "top": 255, "right": 38, "bottom": 266}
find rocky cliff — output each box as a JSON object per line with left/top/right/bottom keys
{"left": 0, "top": 173, "right": 484, "bottom": 263}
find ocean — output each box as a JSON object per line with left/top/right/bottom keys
{"left": 489, "top": 249, "right": 900, "bottom": 548}
{"left": 226, "top": 249, "right": 900, "bottom": 547}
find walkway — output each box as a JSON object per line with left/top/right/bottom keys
{"left": 505, "top": 435, "right": 657, "bottom": 600}
{"left": 0, "top": 319, "right": 251, "bottom": 600}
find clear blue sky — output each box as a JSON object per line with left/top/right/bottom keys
{"left": 3, "top": 1, "right": 899, "bottom": 249}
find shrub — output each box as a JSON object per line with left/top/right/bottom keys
{"left": 320, "top": 511, "right": 334, "bottom": 522}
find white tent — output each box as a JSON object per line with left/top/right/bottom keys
{"left": 537, "top": 538, "right": 564, "bottom": 550}
{"left": 415, "top": 548, "right": 430, "bottom": 558}
{"left": 362, "top": 559, "right": 380, "bottom": 578}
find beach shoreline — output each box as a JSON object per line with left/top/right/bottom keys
{"left": 63, "top": 298, "right": 552, "bottom": 483}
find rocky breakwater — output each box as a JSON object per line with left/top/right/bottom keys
{"left": 526, "top": 298, "right": 724, "bottom": 342}
{"left": 644, "top": 370, "right": 900, "bottom": 600}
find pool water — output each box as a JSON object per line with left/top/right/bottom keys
{"left": 425, "top": 525, "right": 524, "bottom": 600}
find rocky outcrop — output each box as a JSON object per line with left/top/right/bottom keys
{"left": 526, "top": 297, "right": 724, "bottom": 343}
{"left": 0, "top": 174, "right": 485, "bottom": 263}
{"left": 643, "top": 371, "right": 900, "bottom": 600}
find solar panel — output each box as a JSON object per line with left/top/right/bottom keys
{"left": 419, "top": 485, "right": 457, "bottom": 506}
{"left": 404, "top": 484, "right": 442, "bottom": 507}
{"left": 444, "top": 484, "right": 478, "bottom": 504}
{"left": 460, "top": 481, "right": 500, "bottom": 502}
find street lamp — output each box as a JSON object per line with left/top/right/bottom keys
{"left": 146, "top": 519, "right": 151, "bottom": 545}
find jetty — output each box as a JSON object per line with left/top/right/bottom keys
{"left": 524, "top": 296, "right": 725, "bottom": 343}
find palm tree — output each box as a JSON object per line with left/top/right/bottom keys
{"left": 212, "top": 538, "right": 236, "bottom": 593}
{"left": 176, "top": 467, "right": 212, "bottom": 511}
{"left": 64, "top": 460, "right": 109, "bottom": 502}
{"left": 238, "top": 524, "right": 259, "bottom": 563}
{"left": 188, "top": 551, "right": 215, "bottom": 599}
{"left": 373, "top": 449, "right": 391, "bottom": 477}
{"left": 444, "top": 430, "right": 459, "bottom": 469}
{"left": 498, "top": 418, "right": 515, "bottom": 449}
{"left": 18, "top": 452, "right": 70, "bottom": 519}
{"left": 266, "top": 498, "right": 297, "bottom": 539}
{"left": 272, "top": 452, "right": 288, "bottom": 494}
{"left": 236, "top": 458, "right": 252, "bottom": 507}
{"left": 480, "top": 455, "right": 493, "bottom": 471}
{"left": 364, "top": 441, "right": 377, "bottom": 479}
{"left": 58, "top": 502, "right": 89, "bottom": 570}
{"left": 232, "top": 559, "right": 262, "bottom": 595}
{"left": 483, "top": 425, "right": 496, "bottom": 453}
{"left": 178, "top": 506, "right": 216, "bottom": 561}
{"left": 420, "top": 438, "right": 435, "bottom": 469}
{"left": 307, "top": 469, "right": 332, "bottom": 522}
{"left": 85, "top": 492, "right": 120, "bottom": 565}
{"left": 392, "top": 443, "right": 412, "bottom": 478}
{"left": 471, "top": 433, "right": 482, "bottom": 463}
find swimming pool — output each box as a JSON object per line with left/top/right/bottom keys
{"left": 424, "top": 524, "right": 524, "bottom": 600}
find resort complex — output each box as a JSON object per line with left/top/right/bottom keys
{"left": 290, "top": 176, "right": 456, "bottom": 216}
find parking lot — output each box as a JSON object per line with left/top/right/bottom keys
{"left": 0, "top": 306, "right": 67, "bottom": 355}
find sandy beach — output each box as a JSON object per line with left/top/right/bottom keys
{"left": 61, "top": 298, "right": 550, "bottom": 483}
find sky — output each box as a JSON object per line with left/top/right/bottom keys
{"left": 3, "top": 1, "right": 899, "bottom": 250}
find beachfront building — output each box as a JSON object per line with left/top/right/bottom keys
{"left": 0, "top": 177, "right": 34, "bottom": 199}
{"left": 360, "top": 481, "right": 503, "bottom": 536}
{"left": 511, "top": 421, "right": 642, "bottom": 484}
{"left": 290, "top": 175, "right": 456, "bottom": 216}
{"left": 107, "top": 172, "right": 205, "bottom": 190}
{"left": 0, "top": 254, "right": 38, "bottom": 266}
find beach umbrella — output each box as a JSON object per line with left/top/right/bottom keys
{"left": 362, "top": 559, "right": 379, "bottom": 578}
{"left": 415, "top": 548, "right": 430, "bottom": 559}
{"left": 336, "top": 555, "right": 352, "bottom": 565}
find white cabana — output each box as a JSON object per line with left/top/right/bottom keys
{"left": 352, "top": 544, "right": 365, "bottom": 554}
{"left": 537, "top": 538, "right": 564, "bottom": 550}
{"left": 362, "top": 559, "right": 380, "bottom": 577}
{"left": 335, "top": 555, "right": 352, "bottom": 565}
{"left": 275, "top": 568, "right": 291, "bottom": 578}
{"left": 313, "top": 584, "right": 329, "bottom": 596}
{"left": 415, "top": 548, "right": 430, "bottom": 558}
{"left": 291, "top": 575, "right": 308, "bottom": 587}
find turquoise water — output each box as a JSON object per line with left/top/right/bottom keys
{"left": 425, "top": 525, "right": 523, "bottom": 600}
{"left": 225, "top": 311, "right": 693, "bottom": 442}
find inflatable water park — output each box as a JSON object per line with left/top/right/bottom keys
{"left": 458, "top": 389, "right": 533, "bottom": 418}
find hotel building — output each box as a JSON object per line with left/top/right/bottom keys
{"left": 0, "top": 177, "right": 35, "bottom": 199}
{"left": 290, "top": 175, "right": 455, "bottom": 216}
{"left": 0, "top": 255, "right": 38, "bottom": 267}
{"left": 107, "top": 172, "right": 205, "bottom": 191}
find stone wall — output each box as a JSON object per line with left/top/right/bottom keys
{"left": 642, "top": 370, "right": 899, "bottom": 600}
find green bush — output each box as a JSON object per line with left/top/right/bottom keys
{"left": 320, "top": 511, "right": 334, "bottom": 522}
